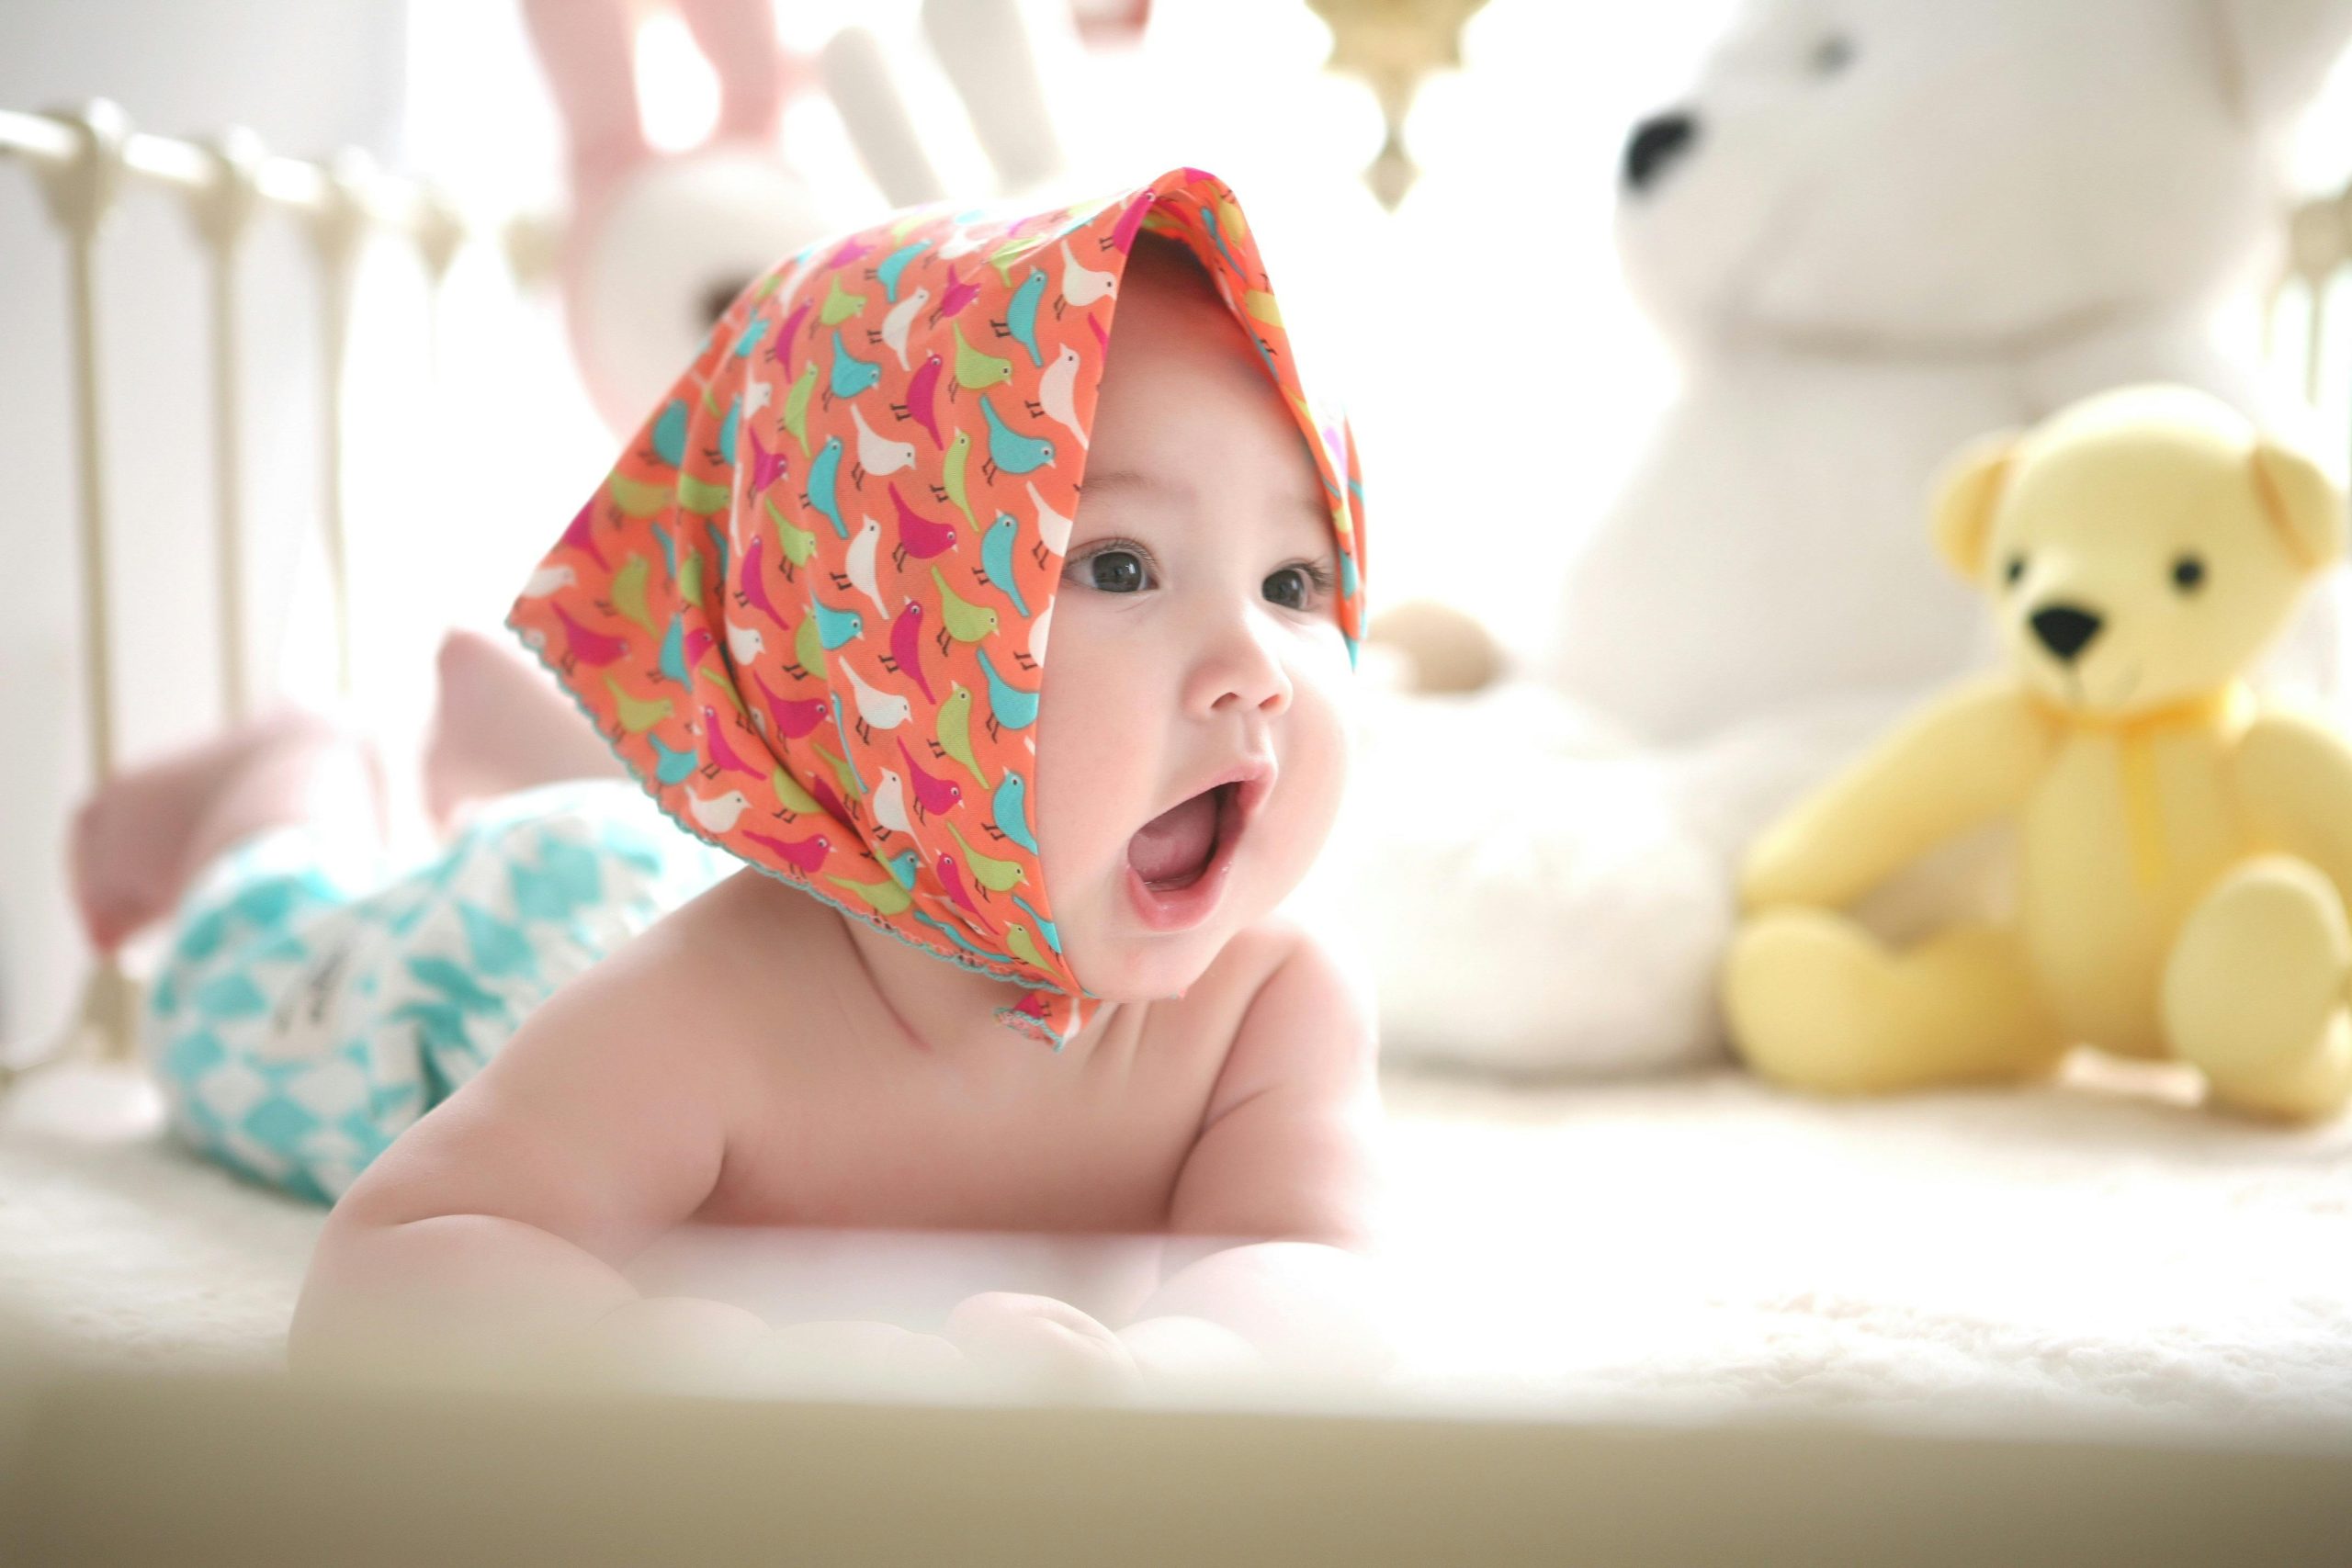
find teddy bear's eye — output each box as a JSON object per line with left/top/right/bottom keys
{"left": 2172, "top": 555, "right": 2207, "bottom": 593}
{"left": 1811, "top": 33, "right": 1856, "bottom": 75}
{"left": 2003, "top": 554, "right": 2027, "bottom": 588}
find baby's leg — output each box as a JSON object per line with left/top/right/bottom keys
{"left": 423, "top": 627, "right": 624, "bottom": 835}
{"left": 1724, "top": 911, "right": 2067, "bottom": 1093}
{"left": 2163, "top": 855, "right": 2352, "bottom": 1122}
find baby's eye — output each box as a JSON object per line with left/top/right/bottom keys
{"left": 1078, "top": 547, "right": 1150, "bottom": 593}
{"left": 1263, "top": 567, "right": 1312, "bottom": 610}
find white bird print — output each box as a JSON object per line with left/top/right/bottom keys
{"left": 1027, "top": 480, "right": 1073, "bottom": 559}
{"left": 939, "top": 225, "right": 984, "bottom": 260}
{"left": 688, "top": 788, "right": 752, "bottom": 834}
{"left": 850, "top": 403, "right": 917, "bottom": 482}
{"left": 747, "top": 376, "right": 775, "bottom": 414}
{"left": 1059, "top": 241, "right": 1115, "bottom": 311}
{"left": 880, "top": 285, "right": 929, "bottom": 371}
{"left": 1037, "top": 343, "right": 1087, "bottom": 449}
{"left": 519, "top": 564, "right": 577, "bottom": 598}
{"left": 871, "top": 769, "right": 914, "bottom": 836}
{"left": 839, "top": 657, "right": 912, "bottom": 732}
{"left": 846, "top": 517, "right": 888, "bottom": 618}
{"left": 726, "top": 621, "right": 765, "bottom": 666}
{"left": 1027, "top": 600, "right": 1051, "bottom": 666}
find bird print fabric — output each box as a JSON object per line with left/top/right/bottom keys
{"left": 508, "top": 167, "right": 1369, "bottom": 1048}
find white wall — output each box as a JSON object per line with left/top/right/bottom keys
{"left": 0, "top": 0, "right": 407, "bottom": 1055}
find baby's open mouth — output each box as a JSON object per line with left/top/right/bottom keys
{"left": 1127, "top": 782, "right": 1240, "bottom": 892}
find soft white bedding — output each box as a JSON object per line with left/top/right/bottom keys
{"left": 4, "top": 1057, "right": 2349, "bottom": 1436}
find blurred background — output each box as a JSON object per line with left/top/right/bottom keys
{"left": 4, "top": 0, "right": 2351, "bottom": 1055}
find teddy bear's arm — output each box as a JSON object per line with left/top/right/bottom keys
{"left": 1739, "top": 678, "right": 2052, "bottom": 912}
{"left": 2232, "top": 711, "right": 2352, "bottom": 906}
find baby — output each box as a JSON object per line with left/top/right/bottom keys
{"left": 74, "top": 169, "right": 1381, "bottom": 1387}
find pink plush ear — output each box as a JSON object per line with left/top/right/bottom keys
{"left": 679, "top": 0, "right": 805, "bottom": 143}
{"left": 522, "top": 0, "right": 648, "bottom": 199}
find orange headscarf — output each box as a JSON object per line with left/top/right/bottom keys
{"left": 508, "top": 167, "right": 1368, "bottom": 1047}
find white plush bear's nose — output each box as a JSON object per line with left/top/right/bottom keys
{"left": 2030, "top": 603, "right": 2104, "bottom": 663}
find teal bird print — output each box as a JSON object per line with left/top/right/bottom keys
{"left": 1199, "top": 202, "right": 1243, "bottom": 276}
{"left": 987, "top": 765, "right": 1037, "bottom": 854}
{"left": 996, "top": 266, "right": 1047, "bottom": 367}
{"left": 978, "top": 394, "right": 1054, "bottom": 481}
{"left": 827, "top": 330, "right": 882, "bottom": 404}
{"left": 655, "top": 612, "right": 689, "bottom": 685}
{"left": 883, "top": 847, "right": 921, "bottom": 891}
{"left": 805, "top": 436, "right": 848, "bottom": 537}
{"left": 707, "top": 395, "right": 741, "bottom": 468}
{"left": 976, "top": 512, "right": 1029, "bottom": 617}
{"left": 873, "top": 238, "right": 930, "bottom": 302}
{"left": 729, "top": 313, "right": 764, "bottom": 356}
{"left": 650, "top": 732, "right": 699, "bottom": 785}
{"left": 650, "top": 518, "right": 677, "bottom": 583}
{"left": 975, "top": 649, "right": 1039, "bottom": 740}
{"left": 650, "top": 398, "right": 690, "bottom": 468}
{"left": 1010, "top": 893, "right": 1061, "bottom": 955}
{"left": 809, "top": 594, "right": 865, "bottom": 649}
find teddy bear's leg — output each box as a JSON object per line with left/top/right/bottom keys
{"left": 2162, "top": 855, "right": 2352, "bottom": 1122}
{"left": 1724, "top": 909, "right": 2064, "bottom": 1094}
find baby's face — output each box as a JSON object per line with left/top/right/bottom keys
{"left": 1032, "top": 251, "right": 1352, "bottom": 1002}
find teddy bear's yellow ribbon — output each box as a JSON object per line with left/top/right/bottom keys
{"left": 2030, "top": 684, "right": 2253, "bottom": 889}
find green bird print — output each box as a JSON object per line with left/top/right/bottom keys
{"left": 781, "top": 362, "right": 818, "bottom": 457}
{"left": 1004, "top": 921, "right": 1051, "bottom": 971}
{"left": 602, "top": 552, "right": 656, "bottom": 635}
{"left": 930, "top": 682, "right": 988, "bottom": 788}
{"left": 946, "top": 822, "right": 1025, "bottom": 893}
{"left": 603, "top": 674, "right": 672, "bottom": 735}
{"left": 770, "top": 763, "right": 823, "bottom": 818}
{"left": 829, "top": 871, "right": 910, "bottom": 917}
{"left": 933, "top": 427, "right": 977, "bottom": 530}
{"left": 949, "top": 322, "right": 1013, "bottom": 396}
{"left": 790, "top": 611, "right": 828, "bottom": 682}
{"left": 818, "top": 273, "right": 866, "bottom": 326}
{"left": 763, "top": 495, "right": 818, "bottom": 578}
{"left": 930, "top": 566, "right": 1000, "bottom": 650}
{"left": 811, "top": 739, "right": 864, "bottom": 801}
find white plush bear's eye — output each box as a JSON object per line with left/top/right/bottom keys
{"left": 2004, "top": 554, "right": 2027, "bottom": 588}
{"left": 1811, "top": 34, "right": 1855, "bottom": 76}
{"left": 2172, "top": 555, "right": 2207, "bottom": 593}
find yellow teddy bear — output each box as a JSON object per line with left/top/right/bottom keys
{"left": 1723, "top": 384, "right": 2352, "bottom": 1121}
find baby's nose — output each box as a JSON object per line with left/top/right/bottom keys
{"left": 2029, "top": 602, "right": 2104, "bottom": 663}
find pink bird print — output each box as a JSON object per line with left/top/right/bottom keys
{"left": 746, "top": 427, "right": 789, "bottom": 496}
{"left": 561, "top": 495, "right": 609, "bottom": 571}
{"left": 550, "top": 604, "right": 628, "bottom": 670}
{"left": 888, "top": 483, "right": 957, "bottom": 569}
{"left": 896, "top": 355, "right": 944, "bottom": 448}
{"left": 885, "top": 601, "right": 935, "bottom": 702}
{"left": 896, "top": 738, "right": 961, "bottom": 818}
{"left": 698, "top": 705, "right": 764, "bottom": 781}
{"left": 752, "top": 671, "right": 829, "bottom": 739}
{"left": 1103, "top": 192, "right": 1153, "bottom": 255}
{"left": 734, "top": 532, "right": 784, "bottom": 625}
{"left": 823, "top": 234, "right": 876, "bottom": 270}
{"left": 741, "top": 829, "right": 831, "bottom": 876}
{"left": 935, "top": 854, "right": 997, "bottom": 932}
{"left": 684, "top": 626, "right": 716, "bottom": 668}
{"left": 1087, "top": 313, "right": 1109, "bottom": 353}
{"left": 929, "top": 263, "right": 980, "bottom": 327}
{"left": 767, "top": 300, "right": 812, "bottom": 374}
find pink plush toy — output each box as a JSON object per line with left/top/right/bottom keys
{"left": 523, "top": 0, "right": 1079, "bottom": 435}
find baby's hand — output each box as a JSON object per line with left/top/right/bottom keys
{"left": 944, "top": 1292, "right": 1140, "bottom": 1396}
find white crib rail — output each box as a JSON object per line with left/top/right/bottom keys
{"left": 0, "top": 100, "right": 533, "bottom": 1080}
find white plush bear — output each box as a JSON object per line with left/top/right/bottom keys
{"left": 1347, "top": 0, "right": 2352, "bottom": 1077}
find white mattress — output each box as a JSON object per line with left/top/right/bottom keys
{"left": 4, "top": 1056, "right": 2348, "bottom": 1438}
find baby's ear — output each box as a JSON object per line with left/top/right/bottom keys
{"left": 1930, "top": 431, "right": 2016, "bottom": 584}
{"left": 2251, "top": 439, "right": 2348, "bottom": 572}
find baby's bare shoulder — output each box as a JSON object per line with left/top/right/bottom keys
{"left": 1190, "top": 915, "right": 1376, "bottom": 1117}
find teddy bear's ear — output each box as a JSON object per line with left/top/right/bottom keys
{"left": 2251, "top": 440, "right": 2348, "bottom": 572}
{"left": 1930, "top": 432, "right": 2016, "bottom": 583}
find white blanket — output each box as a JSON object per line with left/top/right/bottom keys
{"left": 4, "top": 1059, "right": 2347, "bottom": 1437}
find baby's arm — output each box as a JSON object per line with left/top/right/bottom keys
{"left": 288, "top": 912, "right": 763, "bottom": 1378}
{"left": 1123, "top": 927, "right": 1390, "bottom": 1375}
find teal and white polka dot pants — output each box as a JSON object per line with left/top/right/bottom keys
{"left": 141, "top": 780, "right": 738, "bottom": 1205}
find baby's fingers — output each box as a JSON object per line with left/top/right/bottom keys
{"left": 945, "top": 1292, "right": 1139, "bottom": 1396}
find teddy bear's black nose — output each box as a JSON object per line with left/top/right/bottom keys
{"left": 2030, "top": 603, "right": 2104, "bottom": 663}
{"left": 1623, "top": 112, "right": 1698, "bottom": 192}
